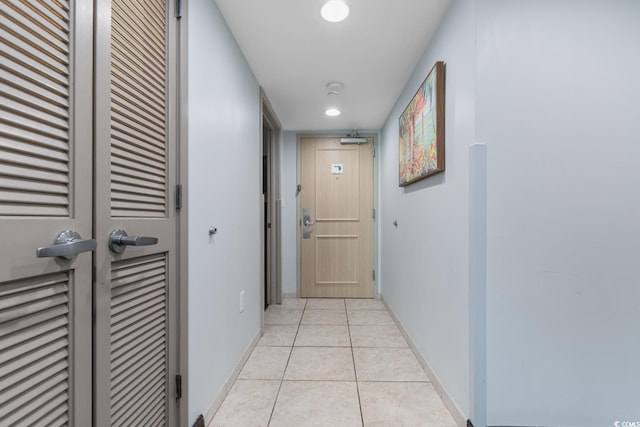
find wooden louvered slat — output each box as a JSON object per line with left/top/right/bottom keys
{"left": 111, "top": 35, "right": 164, "bottom": 89}
{"left": 110, "top": 253, "right": 166, "bottom": 425}
{"left": 139, "top": 397, "right": 166, "bottom": 427}
{"left": 111, "top": 275, "right": 165, "bottom": 307}
{"left": 33, "top": 405, "right": 69, "bottom": 427}
{"left": 1, "top": 39, "right": 68, "bottom": 87}
{"left": 0, "top": 137, "right": 69, "bottom": 163}
{"left": 111, "top": 184, "right": 165, "bottom": 201}
{"left": 0, "top": 305, "right": 68, "bottom": 338}
{"left": 111, "top": 19, "right": 164, "bottom": 73}
{"left": 113, "top": 1, "right": 165, "bottom": 55}
{"left": 2, "top": 1, "right": 69, "bottom": 52}
{"left": 111, "top": 209, "right": 164, "bottom": 218}
{"left": 0, "top": 161, "right": 68, "bottom": 183}
{"left": 111, "top": 193, "right": 165, "bottom": 208}
{"left": 111, "top": 75, "right": 164, "bottom": 120}
{"left": 111, "top": 200, "right": 165, "bottom": 214}
{"left": 0, "top": 191, "right": 68, "bottom": 208}
{"left": 35, "top": 0, "right": 70, "bottom": 23}
{"left": 4, "top": 0, "right": 70, "bottom": 37}
{"left": 0, "top": 272, "right": 70, "bottom": 424}
{"left": 0, "top": 346, "right": 68, "bottom": 393}
{"left": 110, "top": 0, "right": 166, "bottom": 218}
{"left": 2, "top": 95, "right": 69, "bottom": 132}
{"left": 0, "top": 281, "right": 68, "bottom": 310}
{"left": 1, "top": 18, "right": 69, "bottom": 67}
{"left": 112, "top": 306, "right": 165, "bottom": 346}
{"left": 0, "top": 204, "right": 67, "bottom": 216}
{"left": 111, "top": 315, "right": 165, "bottom": 362}
{"left": 1, "top": 81, "right": 68, "bottom": 121}
{"left": 142, "top": 0, "right": 165, "bottom": 22}
{"left": 111, "top": 276, "right": 165, "bottom": 311}
{"left": 111, "top": 342, "right": 164, "bottom": 396}
{"left": 111, "top": 81, "right": 164, "bottom": 124}
{"left": 111, "top": 256, "right": 166, "bottom": 282}
{"left": 111, "top": 128, "right": 165, "bottom": 158}
{"left": 1, "top": 314, "right": 68, "bottom": 351}
{"left": 111, "top": 304, "right": 164, "bottom": 340}
{"left": 111, "top": 148, "right": 165, "bottom": 177}
{"left": 0, "top": 0, "right": 71, "bottom": 218}
{"left": 0, "top": 328, "right": 68, "bottom": 377}
{"left": 113, "top": 372, "right": 164, "bottom": 426}
{"left": 130, "top": 396, "right": 165, "bottom": 427}
{"left": 112, "top": 310, "right": 164, "bottom": 354}
{"left": 5, "top": 390, "right": 69, "bottom": 427}
{"left": 0, "top": 69, "right": 69, "bottom": 109}
{"left": 0, "top": 173, "right": 68, "bottom": 196}
{"left": 110, "top": 160, "right": 165, "bottom": 183}
{"left": 0, "top": 358, "right": 67, "bottom": 398}
{"left": 112, "top": 142, "right": 165, "bottom": 168}
{"left": 1, "top": 370, "right": 67, "bottom": 416}
{"left": 111, "top": 173, "right": 164, "bottom": 193}
{"left": 111, "top": 163, "right": 165, "bottom": 185}
{"left": 0, "top": 147, "right": 68, "bottom": 172}
{"left": 111, "top": 38, "right": 165, "bottom": 92}
{"left": 0, "top": 62, "right": 69, "bottom": 112}
{"left": 111, "top": 108, "right": 165, "bottom": 143}
{"left": 112, "top": 91, "right": 165, "bottom": 131}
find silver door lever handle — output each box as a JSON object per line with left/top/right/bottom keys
{"left": 109, "top": 229, "right": 158, "bottom": 253}
{"left": 36, "top": 230, "right": 97, "bottom": 259}
{"left": 304, "top": 219, "right": 314, "bottom": 226}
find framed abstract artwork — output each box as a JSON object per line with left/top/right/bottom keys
{"left": 399, "top": 61, "right": 445, "bottom": 186}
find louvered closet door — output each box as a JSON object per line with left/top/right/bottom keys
{"left": 0, "top": 1, "right": 93, "bottom": 425}
{"left": 93, "top": 0, "right": 179, "bottom": 425}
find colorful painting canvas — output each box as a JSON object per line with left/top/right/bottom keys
{"left": 399, "top": 61, "right": 445, "bottom": 186}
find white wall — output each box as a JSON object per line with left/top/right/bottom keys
{"left": 379, "top": 0, "right": 475, "bottom": 419}
{"left": 187, "top": 0, "right": 262, "bottom": 424}
{"left": 478, "top": 1, "right": 640, "bottom": 425}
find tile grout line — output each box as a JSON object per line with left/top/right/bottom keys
{"left": 346, "top": 301, "right": 366, "bottom": 427}
{"left": 266, "top": 300, "right": 305, "bottom": 426}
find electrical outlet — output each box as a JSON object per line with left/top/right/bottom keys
{"left": 239, "top": 290, "right": 245, "bottom": 313}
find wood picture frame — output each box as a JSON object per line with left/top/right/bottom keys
{"left": 399, "top": 61, "right": 445, "bottom": 186}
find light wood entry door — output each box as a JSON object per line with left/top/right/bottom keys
{"left": 300, "top": 136, "right": 374, "bottom": 298}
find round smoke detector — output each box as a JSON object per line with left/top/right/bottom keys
{"left": 327, "top": 82, "right": 344, "bottom": 95}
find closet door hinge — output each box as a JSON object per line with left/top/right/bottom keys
{"left": 373, "top": 270, "right": 376, "bottom": 281}
{"left": 372, "top": 208, "right": 376, "bottom": 220}
{"left": 176, "top": 0, "right": 183, "bottom": 19}
{"left": 176, "top": 373, "right": 183, "bottom": 400}
{"left": 175, "top": 184, "right": 183, "bottom": 210}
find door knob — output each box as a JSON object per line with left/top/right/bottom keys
{"left": 36, "top": 230, "right": 97, "bottom": 259}
{"left": 109, "top": 229, "right": 158, "bottom": 253}
{"left": 303, "top": 218, "right": 314, "bottom": 227}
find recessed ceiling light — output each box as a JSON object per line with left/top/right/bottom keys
{"left": 321, "top": 1, "right": 349, "bottom": 23}
{"left": 325, "top": 108, "right": 341, "bottom": 117}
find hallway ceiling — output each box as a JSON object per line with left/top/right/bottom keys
{"left": 214, "top": 0, "right": 451, "bottom": 131}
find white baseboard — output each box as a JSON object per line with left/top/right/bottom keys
{"left": 380, "top": 296, "right": 467, "bottom": 427}
{"left": 203, "top": 329, "right": 262, "bottom": 426}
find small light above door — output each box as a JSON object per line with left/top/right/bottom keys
{"left": 321, "top": 1, "right": 350, "bottom": 23}
{"left": 325, "top": 108, "right": 341, "bottom": 117}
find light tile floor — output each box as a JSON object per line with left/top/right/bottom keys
{"left": 210, "top": 298, "right": 457, "bottom": 427}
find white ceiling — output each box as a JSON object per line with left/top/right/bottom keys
{"left": 214, "top": 0, "right": 451, "bottom": 131}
